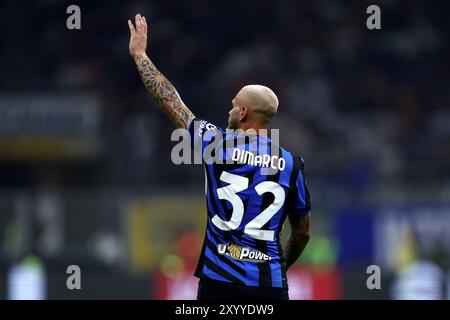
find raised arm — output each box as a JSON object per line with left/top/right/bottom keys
{"left": 128, "top": 14, "right": 195, "bottom": 129}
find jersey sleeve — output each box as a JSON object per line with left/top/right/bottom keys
{"left": 291, "top": 157, "right": 311, "bottom": 216}
{"left": 188, "top": 117, "right": 224, "bottom": 154}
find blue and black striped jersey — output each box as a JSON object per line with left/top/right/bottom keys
{"left": 188, "top": 118, "right": 311, "bottom": 289}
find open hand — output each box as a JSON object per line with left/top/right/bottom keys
{"left": 128, "top": 14, "right": 148, "bottom": 58}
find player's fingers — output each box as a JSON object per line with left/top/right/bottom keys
{"left": 142, "top": 16, "right": 147, "bottom": 33}
{"left": 139, "top": 15, "right": 144, "bottom": 32}
{"left": 135, "top": 14, "right": 142, "bottom": 32}
{"left": 128, "top": 20, "right": 135, "bottom": 34}
{"left": 138, "top": 14, "right": 145, "bottom": 33}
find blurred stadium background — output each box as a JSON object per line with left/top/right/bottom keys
{"left": 0, "top": 0, "right": 449, "bottom": 299}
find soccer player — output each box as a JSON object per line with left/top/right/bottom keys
{"left": 128, "top": 14, "right": 311, "bottom": 300}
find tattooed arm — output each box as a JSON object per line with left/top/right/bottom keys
{"left": 128, "top": 14, "right": 195, "bottom": 129}
{"left": 284, "top": 214, "right": 310, "bottom": 270}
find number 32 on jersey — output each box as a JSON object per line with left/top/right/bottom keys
{"left": 211, "top": 171, "right": 285, "bottom": 241}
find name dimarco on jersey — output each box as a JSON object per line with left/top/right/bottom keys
{"left": 232, "top": 148, "right": 285, "bottom": 171}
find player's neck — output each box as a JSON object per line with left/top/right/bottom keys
{"left": 239, "top": 123, "right": 269, "bottom": 136}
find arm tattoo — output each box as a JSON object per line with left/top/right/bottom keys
{"left": 135, "top": 54, "right": 195, "bottom": 129}
{"left": 284, "top": 214, "right": 310, "bottom": 270}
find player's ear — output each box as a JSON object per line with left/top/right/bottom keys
{"left": 240, "top": 106, "right": 249, "bottom": 122}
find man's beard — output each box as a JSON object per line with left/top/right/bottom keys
{"left": 227, "top": 118, "right": 239, "bottom": 130}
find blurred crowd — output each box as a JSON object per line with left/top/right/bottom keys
{"left": 1, "top": 0, "right": 449, "bottom": 196}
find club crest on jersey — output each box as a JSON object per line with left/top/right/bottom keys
{"left": 197, "top": 120, "right": 217, "bottom": 137}
{"left": 217, "top": 243, "right": 272, "bottom": 262}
